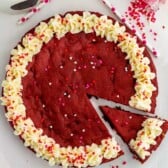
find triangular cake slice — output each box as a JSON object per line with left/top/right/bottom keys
{"left": 100, "top": 106, "right": 168, "bottom": 163}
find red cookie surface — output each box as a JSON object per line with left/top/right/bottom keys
{"left": 21, "top": 11, "right": 158, "bottom": 148}
{"left": 1, "top": 11, "right": 160, "bottom": 167}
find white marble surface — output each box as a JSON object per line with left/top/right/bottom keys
{"left": 0, "top": 0, "right": 168, "bottom": 168}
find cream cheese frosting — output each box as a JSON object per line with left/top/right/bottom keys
{"left": 1, "top": 11, "right": 157, "bottom": 167}
{"left": 129, "top": 118, "right": 164, "bottom": 160}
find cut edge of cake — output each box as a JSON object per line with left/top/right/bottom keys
{"left": 100, "top": 106, "right": 168, "bottom": 163}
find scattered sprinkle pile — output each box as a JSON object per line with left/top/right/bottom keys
{"left": 125, "top": 0, "right": 157, "bottom": 30}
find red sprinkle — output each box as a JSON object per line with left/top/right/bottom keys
{"left": 122, "top": 161, "right": 127, "bottom": 165}
{"left": 142, "top": 40, "right": 147, "bottom": 44}
{"left": 21, "top": 17, "right": 26, "bottom": 22}
{"left": 121, "top": 18, "right": 126, "bottom": 23}
{"left": 162, "top": 25, "right": 166, "bottom": 29}
{"left": 132, "top": 29, "right": 136, "bottom": 34}
{"left": 112, "top": 166, "right": 119, "bottom": 168}
{"left": 44, "top": 0, "right": 49, "bottom": 3}
{"left": 111, "top": 7, "right": 116, "bottom": 12}
{"left": 153, "top": 50, "right": 157, "bottom": 56}
{"left": 153, "top": 32, "right": 157, "bottom": 36}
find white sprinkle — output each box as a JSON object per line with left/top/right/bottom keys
{"left": 64, "top": 114, "right": 68, "bottom": 117}
{"left": 92, "top": 66, "right": 96, "bottom": 69}
{"left": 64, "top": 92, "right": 67, "bottom": 96}
{"left": 49, "top": 125, "right": 53, "bottom": 129}
{"left": 92, "top": 39, "right": 96, "bottom": 42}
{"left": 125, "top": 67, "right": 128, "bottom": 72}
{"left": 74, "top": 113, "right": 77, "bottom": 117}
{"left": 74, "top": 61, "right": 78, "bottom": 64}
{"left": 67, "top": 94, "right": 71, "bottom": 98}
{"left": 69, "top": 56, "right": 73, "bottom": 60}
{"left": 82, "top": 129, "right": 86, "bottom": 132}
{"left": 129, "top": 116, "right": 133, "bottom": 119}
{"left": 73, "top": 68, "right": 77, "bottom": 72}
{"left": 90, "top": 62, "right": 94, "bottom": 65}
{"left": 70, "top": 133, "right": 74, "bottom": 137}
{"left": 60, "top": 65, "right": 64, "bottom": 69}
{"left": 49, "top": 82, "right": 52, "bottom": 86}
{"left": 42, "top": 104, "right": 45, "bottom": 108}
{"left": 104, "top": 40, "right": 107, "bottom": 43}
{"left": 116, "top": 94, "right": 120, "bottom": 98}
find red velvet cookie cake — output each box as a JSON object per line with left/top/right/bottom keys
{"left": 100, "top": 106, "right": 168, "bottom": 163}
{"left": 1, "top": 11, "right": 159, "bottom": 167}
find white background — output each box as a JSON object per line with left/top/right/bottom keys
{"left": 0, "top": 0, "right": 168, "bottom": 168}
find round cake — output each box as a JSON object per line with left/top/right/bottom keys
{"left": 1, "top": 11, "right": 159, "bottom": 167}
